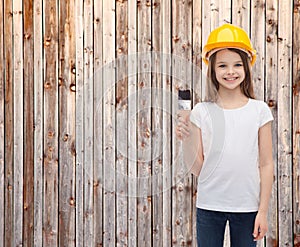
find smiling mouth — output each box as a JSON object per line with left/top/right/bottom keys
{"left": 224, "top": 77, "right": 238, "bottom": 81}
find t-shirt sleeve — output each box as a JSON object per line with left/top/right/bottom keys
{"left": 189, "top": 103, "right": 203, "bottom": 129}
{"left": 259, "top": 102, "right": 274, "bottom": 127}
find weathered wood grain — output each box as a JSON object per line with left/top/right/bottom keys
{"left": 278, "top": 0, "right": 293, "bottom": 246}
{"left": 33, "top": 0, "right": 43, "bottom": 245}
{"left": 13, "top": 1, "right": 24, "bottom": 245}
{"left": 58, "top": 0, "right": 76, "bottom": 245}
{"left": 43, "top": 0, "right": 59, "bottom": 245}
{"left": 251, "top": 0, "right": 265, "bottom": 100}
{"left": 201, "top": 0, "right": 211, "bottom": 100}
{"left": 0, "top": 0, "right": 4, "bottom": 245}
{"left": 232, "top": 0, "right": 250, "bottom": 33}
{"left": 128, "top": 1, "right": 137, "bottom": 246}
{"left": 75, "top": 0, "right": 84, "bottom": 245}
{"left": 218, "top": 0, "right": 231, "bottom": 24}
{"left": 93, "top": 0, "right": 103, "bottom": 245}
{"left": 4, "top": 0, "right": 14, "bottom": 245}
{"left": 293, "top": 1, "right": 300, "bottom": 246}
{"left": 162, "top": 1, "right": 172, "bottom": 246}
{"left": 265, "top": 1, "right": 279, "bottom": 246}
{"left": 192, "top": 0, "right": 202, "bottom": 104}
{"left": 172, "top": 0, "right": 193, "bottom": 246}
{"left": 116, "top": 0, "right": 128, "bottom": 246}
{"left": 137, "top": 1, "right": 152, "bottom": 246}
{"left": 83, "top": 0, "right": 94, "bottom": 245}
{"left": 152, "top": 1, "right": 163, "bottom": 246}
{"left": 103, "top": 1, "right": 116, "bottom": 246}
{"left": 23, "top": 0, "right": 34, "bottom": 245}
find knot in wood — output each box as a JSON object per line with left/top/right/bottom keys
{"left": 24, "top": 33, "right": 31, "bottom": 40}
{"left": 44, "top": 81, "right": 52, "bottom": 89}
{"left": 44, "top": 37, "right": 51, "bottom": 47}
{"left": 173, "top": 35, "right": 180, "bottom": 43}
{"left": 63, "top": 134, "right": 69, "bottom": 142}
{"left": 153, "top": 2, "right": 160, "bottom": 8}
{"left": 48, "top": 130, "right": 55, "bottom": 138}
{"left": 70, "top": 83, "right": 76, "bottom": 92}
{"left": 71, "top": 65, "right": 76, "bottom": 74}
{"left": 268, "top": 99, "right": 276, "bottom": 107}
{"left": 69, "top": 197, "right": 75, "bottom": 206}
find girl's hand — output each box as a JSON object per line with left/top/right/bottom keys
{"left": 252, "top": 211, "right": 268, "bottom": 241}
{"left": 175, "top": 111, "right": 191, "bottom": 140}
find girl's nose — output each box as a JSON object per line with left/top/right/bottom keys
{"left": 227, "top": 66, "right": 234, "bottom": 74}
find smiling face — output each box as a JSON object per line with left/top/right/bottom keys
{"left": 205, "top": 48, "right": 255, "bottom": 102}
{"left": 214, "top": 49, "right": 245, "bottom": 93}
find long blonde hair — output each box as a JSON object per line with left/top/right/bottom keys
{"left": 204, "top": 48, "right": 255, "bottom": 102}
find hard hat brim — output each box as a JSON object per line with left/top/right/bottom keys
{"left": 202, "top": 43, "right": 257, "bottom": 66}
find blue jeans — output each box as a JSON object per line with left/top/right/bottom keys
{"left": 196, "top": 208, "right": 257, "bottom": 247}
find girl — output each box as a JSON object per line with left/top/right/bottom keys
{"left": 176, "top": 24, "right": 274, "bottom": 247}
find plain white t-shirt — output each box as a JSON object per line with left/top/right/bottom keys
{"left": 189, "top": 98, "right": 274, "bottom": 212}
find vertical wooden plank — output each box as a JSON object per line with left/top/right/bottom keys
{"left": 209, "top": 0, "right": 219, "bottom": 28}
{"left": 232, "top": 0, "right": 250, "bottom": 33}
{"left": 192, "top": 0, "right": 202, "bottom": 104}
{"left": 93, "top": 0, "right": 103, "bottom": 245}
{"left": 128, "top": 0, "right": 137, "bottom": 246}
{"left": 192, "top": 0, "right": 202, "bottom": 246}
{"left": 12, "top": 0, "right": 24, "bottom": 245}
{"left": 116, "top": 0, "right": 128, "bottom": 246}
{"left": 265, "top": 0, "right": 279, "bottom": 246}
{"left": 103, "top": 0, "right": 116, "bottom": 246}
{"left": 162, "top": 1, "right": 172, "bottom": 246}
{"left": 75, "top": 0, "right": 84, "bottom": 245}
{"left": 172, "top": 0, "right": 193, "bottom": 246}
{"left": 293, "top": 1, "right": 300, "bottom": 246}
{"left": 218, "top": 0, "right": 231, "bottom": 24}
{"left": 209, "top": 0, "right": 231, "bottom": 29}
{"left": 251, "top": 0, "right": 265, "bottom": 100}
{"left": 4, "top": 0, "right": 13, "bottom": 245}
{"left": 23, "top": 0, "right": 34, "bottom": 245}
{"left": 152, "top": 1, "right": 163, "bottom": 247}
{"left": 201, "top": 0, "right": 210, "bottom": 101}
{"left": 83, "top": 0, "right": 94, "bottom": 245}
{"left": 137, "top": 1, "right": 152, "bottom": 246}
{"left": 58, "top": 0, "right": 76, "bottom": 245}
{"left": 277, "top": 0, "right": 293, "bottom": 246}
{"left": 33, "top": 0, "right": 43, "bottom": 245}
{"left": 43, "top": 0, "right": 58, "bottom": 245}
{"left": 0, "top": 0, "right": 4, "bottom": 242}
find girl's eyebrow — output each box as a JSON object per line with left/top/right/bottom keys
{"left": 216, "top": 60, "right": 243, "bottom": 64}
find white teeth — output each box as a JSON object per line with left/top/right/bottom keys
{"left": 225, "top": 77, "right": 237, "bottom": 81}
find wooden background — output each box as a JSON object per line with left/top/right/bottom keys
{"left": 0, "top": 0, "right": 299, "bottom": 246}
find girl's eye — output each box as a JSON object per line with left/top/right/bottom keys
{"left": 235, "top": 63, "right": 243, "bottom": 67}
{"left": 218, "top": 64, "right": 226, "bottom": 68}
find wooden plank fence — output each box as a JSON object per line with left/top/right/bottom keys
{"left": 0, "top": 0, "right": 299, "bottom": 246}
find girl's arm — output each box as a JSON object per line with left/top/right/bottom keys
{"left": 253, "top": 121, "right": 274, "bottom": 241}
{"left": 176, "top": 112, "right": 204, "bottom": 176}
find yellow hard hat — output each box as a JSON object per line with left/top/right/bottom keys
{"left": 202, "top": 23, "right": 257, "bottom": 65}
